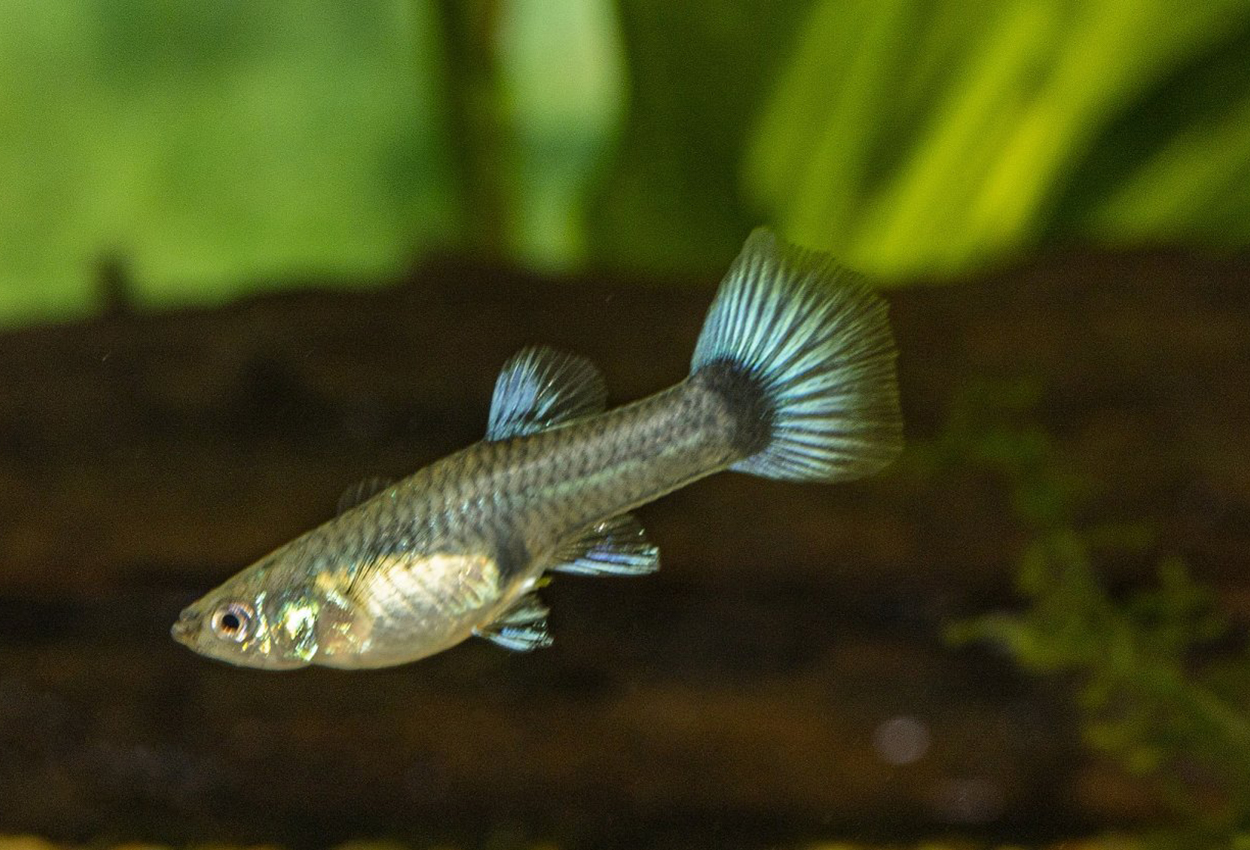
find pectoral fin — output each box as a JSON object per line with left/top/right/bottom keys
{"left": 473, "top": 592, "right": 553, "bottom": 652}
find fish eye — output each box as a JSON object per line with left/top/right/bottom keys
{"left": 210, "top": 602, "right": 255, "bottom": 642}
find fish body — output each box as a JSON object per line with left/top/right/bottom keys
{"left": 172, "top": 229, "right": 903, "bottom": 670}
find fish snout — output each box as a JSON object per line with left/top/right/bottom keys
{"left": 170, "top": 610, "right": 200, "bottom": 646}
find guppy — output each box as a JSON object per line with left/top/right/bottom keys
{"left": 171, "top": 228, "right": 902, "bottom": 670}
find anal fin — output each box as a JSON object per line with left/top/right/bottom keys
{"left": 550, "top": 513, "right": 660, "bottom": 577}
{"left": 473, "top": 592, "right": 553, "bottom": 652}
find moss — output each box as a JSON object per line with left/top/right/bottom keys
{"left": 933, "top": 379, "right": 1250, "bottom": 846}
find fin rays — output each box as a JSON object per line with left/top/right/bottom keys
{"left": 487, "top": 346, "right": 607, "bottom": 440}
{"left": 691, "top": 228, "right": 902, "bottom": 483}
{"left": 474, "top": 592, "right": 552, "bottom": 652}
{"left": 549, "top": 513, "right": 659, "bottom": 577}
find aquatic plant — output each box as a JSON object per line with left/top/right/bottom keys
{"left": 3, "top": 1, "right": 1250, "bottom": 325}
{"left": 934, "top": 380, "right": 1250, "bottom": 849}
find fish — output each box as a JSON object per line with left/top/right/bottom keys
{"left": 171, "top": 228, "right": 903, "bottom": 670}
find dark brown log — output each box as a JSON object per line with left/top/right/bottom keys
{"left": 0, "top": 248, "right": 1246, "bottom": 846}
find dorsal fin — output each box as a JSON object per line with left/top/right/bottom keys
{"left": 473, "top": 592, "right": 553, "bottom": 652}
{"left": 486, "top": 346, "right": 607, "bottom": 440}
{"left": 549, "top": 513, "right": 660, "bottom": 577}
{"left": 336, "top": 476, "right": 394, "bottom": 515}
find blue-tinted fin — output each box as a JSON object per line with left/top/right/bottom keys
{"left": 549, "top": 513, "right": 660, "bottom": 577}
{"left": 474, "top": 592, "right": 553, "bottom": 652}
{"left": 336, "top": 476, "right": 394, "bottom": 515}
{"left": 486, "top": 346, "right": 608, "bottom": 440}
{"left": 691, "top": 228, "right": 902, "bottom": 482}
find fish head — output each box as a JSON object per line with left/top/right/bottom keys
{"left": 171, "top": 556, "right": 370, "bottom": 670}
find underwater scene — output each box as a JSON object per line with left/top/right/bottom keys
{"left": 1, "top": 3, "right": 1249, "bottom": 850}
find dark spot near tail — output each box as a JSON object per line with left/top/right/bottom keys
{"left": 691, "top": 360, "right": 774, "bottom": 457}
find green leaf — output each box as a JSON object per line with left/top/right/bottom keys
{"left": 1075, "top": 19, "right": 1250, "bottom": 245}
{"left": 497, "top": 0, "right": 626, "bottom": 269}
{"left": 746, "top": 0, "right": 1250, "bottom": 279}
{"left": 0, "top": 0, "right": 455, "bottom": 324}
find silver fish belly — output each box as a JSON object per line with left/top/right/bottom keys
{"left": 172, "top": 228, "right": 903, "bottom": 670}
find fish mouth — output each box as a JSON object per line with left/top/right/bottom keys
{"left": 170, "top": 610, "right": 199, "bottom": 646}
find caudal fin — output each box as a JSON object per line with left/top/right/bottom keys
{"left": 690, "top": 228, "right": 902, "bottom": 483}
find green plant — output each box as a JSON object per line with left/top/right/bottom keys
{"left": 933, "top": 380, "right": 1250, "bottom": 848}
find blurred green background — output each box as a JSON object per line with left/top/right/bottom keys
{"left": 2, "top": 0, "right": 1249, "bottom": 326}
